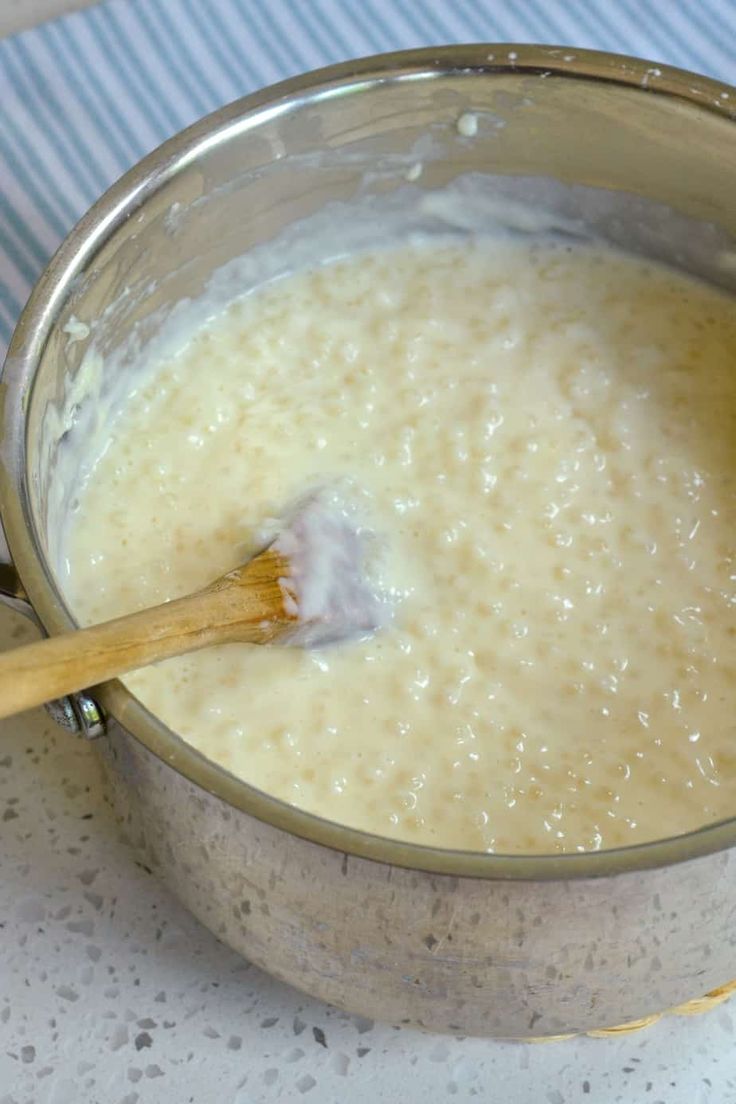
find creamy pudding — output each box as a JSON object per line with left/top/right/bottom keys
{"left": 62, "top": 239, "right": 736, "bottom": 853}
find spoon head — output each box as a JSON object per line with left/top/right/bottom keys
{"left": 272, "top": 490, "right": 389, "bottom": 649}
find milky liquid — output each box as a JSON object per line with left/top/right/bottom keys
{"left": 62, "top": 240, "right": 736, "bottom": 853}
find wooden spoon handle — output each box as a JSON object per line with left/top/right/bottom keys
{"left": 0, "top": 548, "right": 293, "bottom": 720}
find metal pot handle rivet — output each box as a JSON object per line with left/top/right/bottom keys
{"left": 0, "top": 524, "right": 106, "bottom": 739}
{"left": 44, "top": 690, "right": 106, "bottom": 739}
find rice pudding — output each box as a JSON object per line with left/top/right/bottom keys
{"left": 62, "top": 239, "right": 736, "bottom": 853}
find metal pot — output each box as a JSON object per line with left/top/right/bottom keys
{"left": 2, "top": 46, "right": 736, "bottom": 1038}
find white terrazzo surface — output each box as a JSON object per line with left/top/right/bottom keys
{"left": 2, "top": 7, "right": 736, "bottom": 1099}
{"left": 1, "top": 605, "right": 735, "bottom": 1103}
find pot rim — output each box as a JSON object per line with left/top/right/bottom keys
{"left": 2, "top": 43, "right": 735, "bottom": 881}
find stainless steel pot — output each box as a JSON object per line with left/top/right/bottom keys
{"left": 2, "top": 45, "right": 736, "bottom": 1038}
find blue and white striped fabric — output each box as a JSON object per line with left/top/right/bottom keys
{"left": 0, "top": 0, "right": 734, "bottom": 354}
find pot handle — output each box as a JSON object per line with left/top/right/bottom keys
{"left": 0, "top": 527, "right": 38, "bottom": 622}
{"left": 0, "top": 524, "right": 105, "bottom": 739}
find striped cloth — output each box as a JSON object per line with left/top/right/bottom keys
{"left": 0, "top": 0, "right": 733, "bottom": 353}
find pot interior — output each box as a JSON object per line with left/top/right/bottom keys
{"left": 10, "top": 49, "right": 736, "bottom": 868}
{"left": 27, "top": 60, "right": 736, "bottom": 575}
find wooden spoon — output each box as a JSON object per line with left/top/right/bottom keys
{"left": 0, "top": 545, "right": 300, "bottom": 721}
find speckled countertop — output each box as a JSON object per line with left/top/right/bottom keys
{"left": 2, "top": 2, "right": 736, "bottom": 1101}
{"left": 1, "top": 606, "right": 735, "bottom": 1103}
